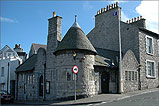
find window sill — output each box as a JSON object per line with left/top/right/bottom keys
{"left": 146, "top": 52, "right": 154, "bottom": 56}
{"left": 146, "top": 76, "right": 156, "bottom": 79}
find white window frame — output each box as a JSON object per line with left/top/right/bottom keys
{"left": 146, "top": 60, "right": 156, "bottom": 78}
{"left": 146, "top": 35, "right": 154, "bottom": 55}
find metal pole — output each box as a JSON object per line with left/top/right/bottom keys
{"left": 118, "top": 7, "right": 123, "bottom": 93}
{"left": 75, "top": 73, "right": 76, "bottom": 101}
{"left": 7, "top": 62, "right": 9, "bottom": 94}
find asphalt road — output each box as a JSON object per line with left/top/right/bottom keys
{"left": 1, "top": 90, "right": 159, "bottom": 106}
{"left": 98, "top": 90, "right": 159, "bottom": 106}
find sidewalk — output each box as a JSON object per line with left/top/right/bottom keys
{"left": 15, "top": 88, "right": 159, "bottom": 106}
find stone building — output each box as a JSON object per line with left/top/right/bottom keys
{"left": 16, "top": 2, "right": 159, "bottom": 101}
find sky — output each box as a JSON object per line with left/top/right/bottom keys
{"left": 0, "top": 0, "right": 159, "bottom": 54}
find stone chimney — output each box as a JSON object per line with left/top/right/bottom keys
{"left": 46, "top": 11, "right": 62, "bottom": 69}
{"left": 126, "top": 16, "right": 146, "bottom": 28}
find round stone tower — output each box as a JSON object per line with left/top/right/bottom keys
{"left": 54, "top": 16, "right": 97, "bottom": 99}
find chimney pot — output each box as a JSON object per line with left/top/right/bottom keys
{"left": 106, "top": 5, "right": 109, "bottom": 10}
{"left": 104, "top": 7, "right": 106, "bottom": 11}
{"left": 101, "top": 8, "right": 104, "bottom": 13}
{"left": 140, "top": 16, "right": 142, "bottom": 19}
{"left": 116, "top": 2, "right": 119, "bottom": 7}
{"left": 15, "top": 44, "right": 18, "bottom": 48}
{"left": 53, "top": 11, "right": 56, "bottom": 17}
{"left": 19, "top": 44, "right": 21, "bottom": 48}
{"left": 114, "top": 3, "right": 116, "bottom": 8}
{"left": 134, "top": 17, "right": 136, "bottom": 21}
{"left": 112, "top": 4, "right": 114, "bottom": 8}
{"left": 110, "top": 5, "right": 112, "bottom": 9}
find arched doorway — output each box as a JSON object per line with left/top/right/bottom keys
{"left": 101, "top": 72, "right": 109, "bottom": 93}
{"left": 39, "top": 75, "right": 43, "bottom": 96}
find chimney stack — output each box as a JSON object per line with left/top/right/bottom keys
{"left": 53, "top": 11, "right": 56, "bottom": 17}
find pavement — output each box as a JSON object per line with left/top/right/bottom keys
{"left": 13, "top": 88, "right": 159, "bottom": 106}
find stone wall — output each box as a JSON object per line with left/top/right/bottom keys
{"left": 138, "top": 31, "right": 159, "bottom": 89}
{"left": 122, "top": 50, "right": 139, "bottom": 92}
{"left": 55, "top": 51, "right": 97, "bottom": 99}
{"left": 87, "top": 6, "right": 121, "bottom": 51}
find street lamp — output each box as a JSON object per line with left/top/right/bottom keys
{"left": 73, "top": 52, "right": 76, "bottom": 60}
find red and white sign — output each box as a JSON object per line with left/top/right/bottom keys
{"left": 72, "top": 65, "right": 78, "bottom": 74}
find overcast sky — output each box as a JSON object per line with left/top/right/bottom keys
{"left": 1, "top": 0, "right": 159, "bottom": 54}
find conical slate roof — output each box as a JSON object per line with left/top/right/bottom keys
{"left": 54, "top": 16, "right": 97, "bottom": 55}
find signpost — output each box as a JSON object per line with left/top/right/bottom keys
{"left": 72, "top": 65, "right": 78, "bottom": 101}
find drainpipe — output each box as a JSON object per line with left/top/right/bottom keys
{"left": 7, "top": 62, "right": 9, "bottom": 94}
{"left": 43, "top": 63, "right": 46, "bottom": 100}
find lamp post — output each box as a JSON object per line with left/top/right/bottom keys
{"left": 138, "top": 64, "right": 143, "bottom": 90}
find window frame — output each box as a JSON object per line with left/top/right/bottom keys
{"left": 146, "top": 35, "right": 154, "bottom": 55}
{"left": 146, "top": 60, "right": 156, "bottom": 78}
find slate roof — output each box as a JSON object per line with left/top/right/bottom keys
{"left": 139, "top": 28, "right": 159, "bottom": 38}
{"left": 94, "top": 48, "right": 119, "bottom": 68}
{"left": 16, "top": 54, "right": 37, "bottom": 72}
{"left": 54, "top": 18, "right": 97, "bottom": 55}
{"left": 32, "top": 43, "right": 47, "bottom": 51}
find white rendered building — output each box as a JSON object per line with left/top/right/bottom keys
{"left": 0, "top": 45, "right": 22, "bottom": 95}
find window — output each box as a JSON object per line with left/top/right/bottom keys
{"left": 1, "top": 84, "right": 5, "bottom": 90}
{"left": 1, "top": 67, "right": 4, "bottom": 77}
{"left": 46, "top": 81, "right": 50, "bottom": 94}
{"left": 125, "top": 71, "right": 128, "bottom": 81}
{"left": 56, "top": 69, "right": 58, "bottom": 81}
{"left": 51, "top": 71, "right": 54, "bottom": 81}
{"left": 146, "top": 36, "right": 153, "bottom": 54}
{"left": 135, "top": 72, "right": 137, "bottom": 81}
{"left": 24, "top": 84, "right": 26, "bottom": 94}
{"left": 22, "top": 74, "right": 25, "bottom": 81}
{"left": 89, "top": 69, "right": 94, "bottom": 81}
{"left": 126, "top": 71, "right": 137, "bottom": 81}
{"left": 128, "top": 71, "right": 131, "bottom": 81}
{"left": 146, "top": 60, "right": 155, "bottom": 78}
{"left": 132, "top": 71, "right": 134, "bottom": 80}
{"left": 27, "top": 75, "right": 30, "bottom": 84}
{"left": 32, "top": 75, "right": 34, "bottom": 84}
{"left": 29, "top": 75, "right": 32, "bottom": 84}
{"left": 66, "top": 70, "right": 71, "bottom": 81}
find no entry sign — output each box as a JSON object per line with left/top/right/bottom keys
{"left": 72, "top": 65, "right": 78, "bottom": 74}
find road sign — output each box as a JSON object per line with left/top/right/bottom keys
{"left": 72, "top": 65, "right": 78, "bottom": 74}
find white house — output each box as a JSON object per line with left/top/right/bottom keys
{"left": 0, "top": 45, "right": 22, "bottom": 95}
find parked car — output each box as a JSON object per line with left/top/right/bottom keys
{"left": 0, "top": 90, "right": 14, "bottom": 103}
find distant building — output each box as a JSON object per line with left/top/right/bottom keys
{"left": 29, "top": 43, "right": 46, "bottom": 57}
{"left": 14, "top": 44, "right": 27, "bottom": 63}
{"left": 16, "top": 2, "right": 159, "bottom": 101}
{"left": 0, "top": 45, "right": 22, "bottom": 96}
